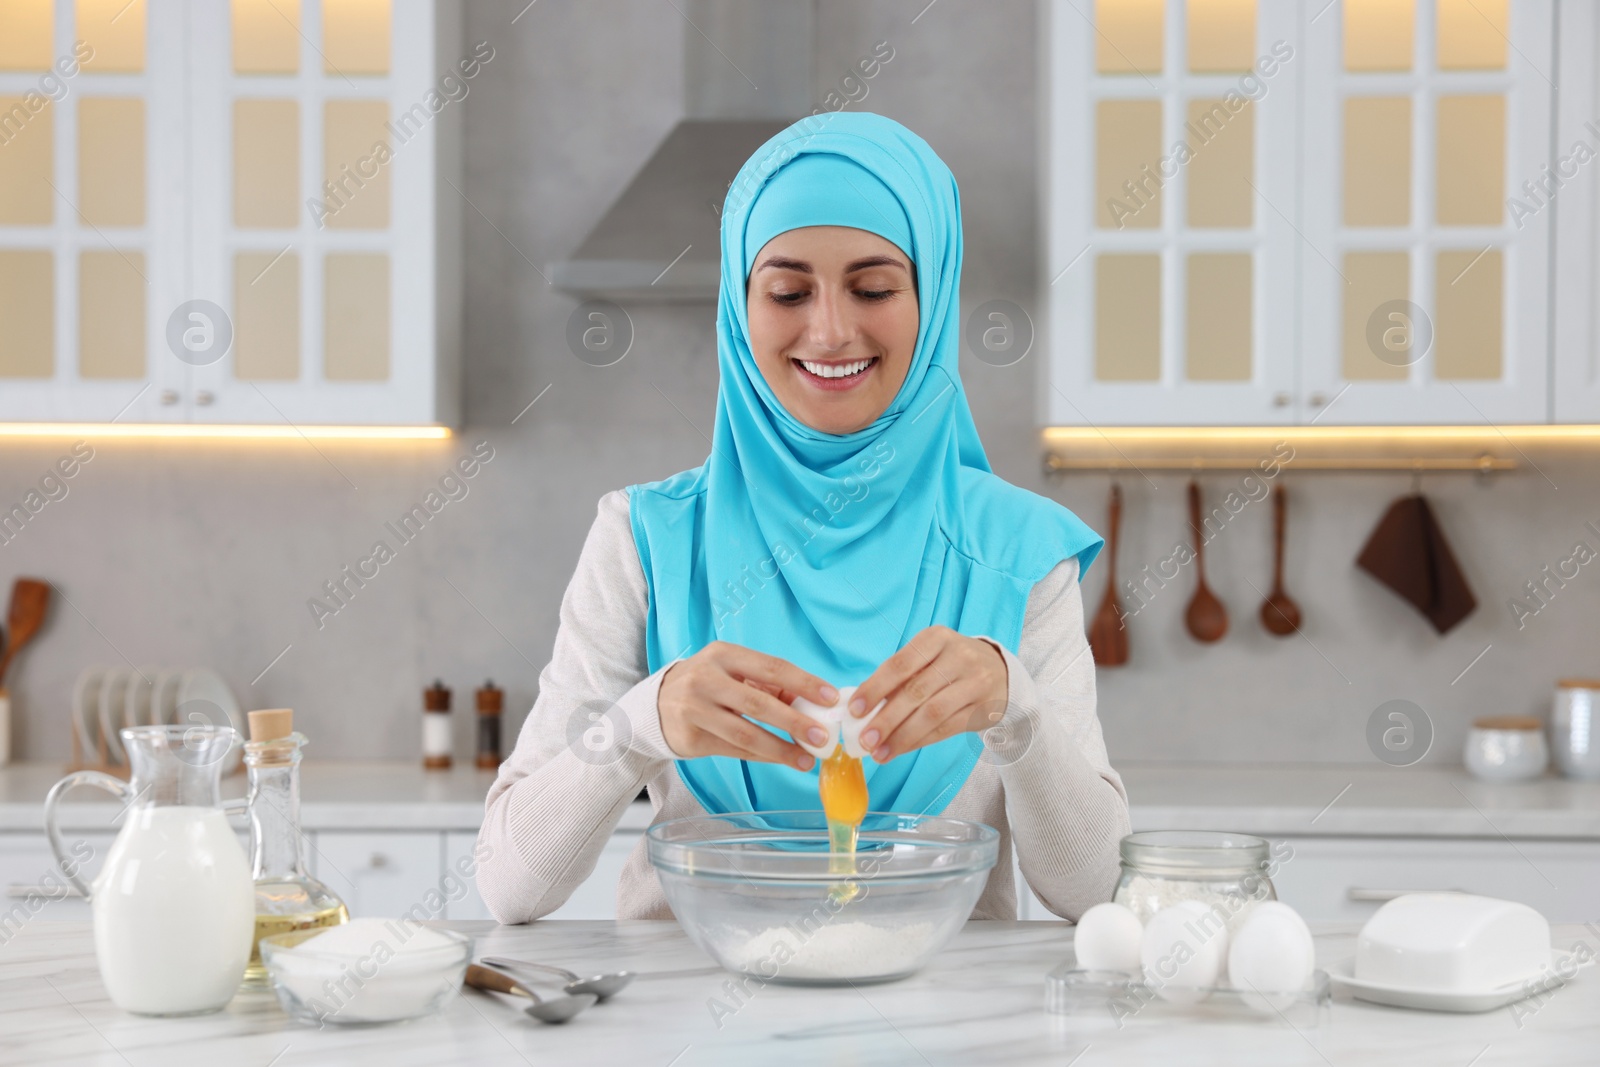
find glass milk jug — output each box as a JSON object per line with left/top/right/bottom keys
{"left": 44, "top": 725, "right": 255, "bottom": 1016}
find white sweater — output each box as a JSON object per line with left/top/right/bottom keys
{"left": 475, "top": 489, "right": 1130, "bottom": 922}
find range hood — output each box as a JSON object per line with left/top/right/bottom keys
{"left": 551, "top": 0, "right": 814, "bottom": 302}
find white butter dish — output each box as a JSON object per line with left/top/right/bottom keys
{"left": 1355, "top": 893, "right": 1550, "bottom": 992}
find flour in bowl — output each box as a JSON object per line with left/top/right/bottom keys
{"left": 721, "top": 919, "right": 943, "bottom": 980}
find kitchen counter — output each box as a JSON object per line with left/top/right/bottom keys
{"left": 4, "top": 759, "right": 1599, "bottom": 838}
{"left": 2, "top": 919, "right": 1595, "bottom": 1065}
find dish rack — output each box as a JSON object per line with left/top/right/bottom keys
{"left": 68, "top": 665, "right": 246, "bottom": 778}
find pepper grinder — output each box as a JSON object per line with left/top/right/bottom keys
{"left": 475, "top": 680, "right": 503, "bottom": 770}
{"left": 423, "top": 680, "right": 452, "bottom": 770}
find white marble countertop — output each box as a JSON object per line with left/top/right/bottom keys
{"left": 3, "top": 760, "right": 1598, "bottom": 838}
{"left": 2, "top": 919, "right": 1595, "bottom": 1066}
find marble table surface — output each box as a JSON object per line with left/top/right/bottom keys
{"left": 6, "top": 760, "right": 1600, "bottom": 837}
{"left": 3, "top": 919, "right": 1596, "bottom": 1066}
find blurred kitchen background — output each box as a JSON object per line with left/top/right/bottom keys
{"left": 0, "top": 0, "right": 1596, "bottom": 772}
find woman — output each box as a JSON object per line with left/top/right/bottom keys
{"left": 476, "top": 112, "right": 1129, "bottom": 923}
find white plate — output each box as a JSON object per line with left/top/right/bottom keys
{"left": 71, "top": 667, "right": 105, "bottom": 756}
{"left": 175, "top": 668, "right": 244, "bottom": 772}
{"left": 98, "top": 667, "right": 131, "bottom": 763}
{"left": 150, "top": 668, "right": 182, "bottom": 725}
{"left": 125, "top": 668, "right": 157, "bottom": 729}
{"left": 1328, "top": 952, "right": 1593, "bottom": 1013}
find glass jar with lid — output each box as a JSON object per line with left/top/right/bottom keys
{"left": 1111, "top": 830, "right": 1277, "bottom": 937}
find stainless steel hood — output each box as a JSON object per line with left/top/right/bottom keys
{"left": 550, "top": 0, "right": 814, "bottom": 302}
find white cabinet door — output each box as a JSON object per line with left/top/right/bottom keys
{"left": 1552, "top": 0, "right": 1600, "bottom": 422}
{"left": 0, "top": 2, "right": 190, "bottom": 423}
{"left": 1268, "top": 837, "right": 1600, "bottom": 924}
{"left": 443, "top": 831, "right": 492, "bottom": 921}
{"left": 1297, "top": 0, "right": 1553, "bottom": 425}
{"left": 311, "top": 831, "right": 444, "bottom": 920}
{"left": 0, "top": 832, "right": 116, "bottom": 924}
{"left": 184, "top": 0, "right": 463, "bottom": 428}
{"left": 544, "top": 832, "right": 643, "bottom": 921}
{"left": 1042, "top": 0, "right": 1301, "bottom": 427}
{"left": 0, "top": 0, "right": 461, "bottom": 428}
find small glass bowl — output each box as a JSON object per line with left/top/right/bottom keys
{"left": 648, "top": 810, "right": 999, "bottom": 986}
{"left": 260, "top": 926, "right": 472, "bottom": 1026}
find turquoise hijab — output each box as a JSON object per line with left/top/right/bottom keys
{"left": 626, "top": 111, "right": 1102, "bottom": 819}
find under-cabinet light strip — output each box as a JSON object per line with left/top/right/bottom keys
{"left": 0, "top": 424, "right": 453, "bottom": 440}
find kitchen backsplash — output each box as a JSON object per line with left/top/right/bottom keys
{"left": 0, "top": 0, "right": 1594, "bottom": 765}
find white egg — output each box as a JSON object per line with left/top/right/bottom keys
{"left": 1072, "top": 902, "right": 1144, "bottom": 975}
{"left": 1227, "top": 901, "right": 1315, "bottom": 1013}
{"left": 790, "top": 692, "right": 842, "bottom": 759}
{"left": 793, "top": 686, "right": 886, "bottom": 760}
{"left": 1140, "top": 900, "right": 1229, "bottom": 1004}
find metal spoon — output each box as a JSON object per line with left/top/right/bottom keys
{"left": 1184, "top": 480, "right": 1228, "bottom": 643}
{"left": 1259, "top": 485, "right": 1302, "bottom": 636}
{"left": 479, "top": 956, "right": 637, "bottom": 1000}
{"left": 464, "top": 963, "right": 597, "bottom": 1023}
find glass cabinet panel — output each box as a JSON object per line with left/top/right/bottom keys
{"left": 1096, "top": 0, "right": 1164, "bottom": 75}
{"left": 76, "top": 0, "right": 145, "bottom": 72}
{"left": 0, "top": 251, "right": 53, "bottom": 378}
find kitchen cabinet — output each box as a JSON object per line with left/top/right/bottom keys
{"left": 0, "top": 830, "right": 111, "bottom": 923}
{"left": 1552, "top": 0, "right": 1600, "bottom": 422}
{"left": 1268, "top": 836, "right": 1600, "bottom": 923}
{"left": 309, "top": 830, "right": 445, "bottom": 921}
{"left": 442, "top": 830, "right": 492, "bottom": 921}
{"left": 0, "top": 0, "right": 463, "bottom": 427}
{"left": 1041, "top": 0, "right": 1561, "bottom": 426}
{"left": 544, "top": 830, "right": 644, "bottom": 921}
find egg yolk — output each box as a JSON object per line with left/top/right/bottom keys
{"left": 819, "top": 745, "right": 868, "bottom": 904}
{"left": 819, "top": 744, "right": 869, "bottom": 827}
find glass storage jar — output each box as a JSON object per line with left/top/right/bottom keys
{"left": 1110, "top": 831, "right": 1277, "bottom": 937}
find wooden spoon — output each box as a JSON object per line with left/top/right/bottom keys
{"left": 0, "top": 579, "right": 50, "bottom": 687}
{"left": 1260, "top": 485, "right": 1302, "bottom": 636}
{"left": 1088, "top": 484, "right": 1129, "bottom": 666}
{"left": 1184, "top": 481, "right": 1228, "bottom": 643}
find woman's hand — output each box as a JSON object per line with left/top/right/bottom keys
{"left": 848, "top": 626, "right": 1009, "bottom": 762}
{"left": 658, "top": 641, "right": 839, "bottom": 770}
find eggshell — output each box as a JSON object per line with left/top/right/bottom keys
{"left": 1227, "top": 902, "right": 1314, "bottom": 1013}
{"left": 1140, "top": 900, "right": 1228, "bottom": 1004}
{"left": 1072, "top": 902, "right": 1144, "bottom": 975}
{"left": 835, "top": 685, "right": 886, "bottom": 759}
{"left": 792, "top": 686, "right": 885, "bottom": 760}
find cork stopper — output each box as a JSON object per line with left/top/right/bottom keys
{"left": 1473, "top": 715, "right": 1542, "bottom": 731}
{"left": 476, "top": 680, "right": 503, "bottom": 716}
{"left": 249, "top": 708, "right": 294, "bottom": 743}
{"left": 425, "top": 680, "right": 451, "bottom": 712}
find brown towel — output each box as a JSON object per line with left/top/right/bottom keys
{"left": 1356, "top": 494, "right": 1477, "bottom": 634}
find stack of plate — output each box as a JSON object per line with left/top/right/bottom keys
{"left": 71, "top": 666, "right": 245, "bottom": 772}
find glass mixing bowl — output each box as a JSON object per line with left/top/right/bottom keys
{"left": 648, "top": 810, "right": 999, "bottom": 986}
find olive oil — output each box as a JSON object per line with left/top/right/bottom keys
{"left": 245, "top": 897, "right": 350, "bottom": 983}
{"left": 242, "top": 709, "right": 349, "bottom": 987}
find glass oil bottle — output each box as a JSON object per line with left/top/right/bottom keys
{"left": 242, "top": 708, "right": 349, "bottom": 986}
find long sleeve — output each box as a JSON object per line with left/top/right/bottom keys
{"left": 978, "top": 556, "right": 1131, "bottom": 921}
{"left": 474, "top": 489, "right": 682, "bottom": 924}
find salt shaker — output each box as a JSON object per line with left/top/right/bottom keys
{"left": 423, "top": 680, "right": 452, "bottom": 770}
{"left": 475, "top": 680, "right": 503, "bottom": 770}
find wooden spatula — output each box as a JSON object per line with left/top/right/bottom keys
{"left": 0, "top": 579, "right": 50, "bottom": 688}
{"left": 1087, "top": 484, "right": 1129, "bottom": 666}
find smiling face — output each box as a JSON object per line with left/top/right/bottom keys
{"left": 745, "top": 226, "right": 918, "bottom": 435}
